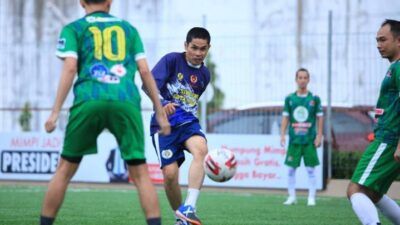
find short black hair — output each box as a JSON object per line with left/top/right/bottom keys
{"left": 84, "top": 0, "right": 107, "bottom": 4}
{"left": 186, "top": 27, "right": 211, "bottom": 45}
{"left": 295, "top": 68, "right": 310, "bottom": 79}
{"left": 381, "top": 19, "right": 400, "bottom": 38}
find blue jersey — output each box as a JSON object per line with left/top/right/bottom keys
{"left": 150, "top": 52, "right": 211, "bottom": 134}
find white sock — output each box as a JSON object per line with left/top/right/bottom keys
{"left": 184, "top": 188, "right": 200, "bottom": 207}
{"left": 350, "top": 193, "right": 380, "bottom": 225}
{"left": 287, "top": 167, "right": 296, "bottom": 198}
{"left": 306, "top": 167, "right": 316, "bottom": 200}
{"left": 376, "top": 195, "right": 400, "bottom": 225}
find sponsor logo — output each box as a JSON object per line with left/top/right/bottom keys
{"left": 386, "top": 70, "right": 392, "bottom": 77}
{"left": 292, "top": 122, "right": 312, "bottom": 128}
{"left": 190, "top": 75, "right": 198, "bottom": 84}
{"left": 110, "top": 64, "right": 127, "bottom": 77}
{"left": 57, "top": 38, "right": 66, "bottom": 49}
{"left": 1, "top": 150, "right": 59, "bottom": 174}
{"left": 97, "top": 75, "right": 120, "bottom": 84}
{"left": 177, "top": 73, "right": 184, "bottom": 81}
{"left": 161, "top": 149, "right": 173, "bottom": 159}
{"left": 90, "top": 63, "right": 109, "bottom": 78}
{"left": 309, "top": 100, "right": 315, "bottom": 106}
{"left": 90, "top": 63, "right": 120, "bottom": 84}
{"left": 293, "top": 106, "right": 309, "bottom": 122}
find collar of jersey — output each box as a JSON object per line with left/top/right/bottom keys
{"left": 86, "top": 11, "right": 108, "bottom": 16}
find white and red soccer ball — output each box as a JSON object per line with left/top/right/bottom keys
{"left": 203, "top": 148, "right": 237, "bottom": 182}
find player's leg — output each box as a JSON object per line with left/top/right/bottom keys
{"left": 303, "top": 143, "right": 320, "bottom": 206}
{"left": 127, "top": 161, "right": 161, "bottom": 224}
{"left": 107, "top": 102, "right": 161, "bottom": 225}
{"left": 348, "top": 140, "right": 400, "bottom": 225}
{"left": 347, "top": 182, "right": 381, "bottom": 225}
{"left": 41, "top": 101, "right": 104, "bottom": 225}
{"left": 152, "top": 126, "right": 186, "bottom": 225}
{"left": 375, "top": 194, "right": 400, "bottom": 225}
{"left": 175, "top": 134, "right": 207, "bottom": 225}
{"left": 283, "top": 144, "right": 301, "bottom": 205}
{"left": 40, "top": 157, "right": 81, "bottom": 225}
{"left": 184, "top": 135, "right": 207, "bottom": 206}
{"left": 161, "top": 162, "right": 182, "bottom": 210}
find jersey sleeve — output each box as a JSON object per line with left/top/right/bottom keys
{"left": 282, "top": 96, "right": 290, "bottom": 117}
{"left": 55, "top": 25, "right": 78, "bottom": 59}
{"left": 151, "top": 54, "right": 172, "bottom": 91}
{"left": 315, "top": 96, "right": 323, "bottom": 117}
{"left": 130, "top": 26, "right": 146, "bottom": 61}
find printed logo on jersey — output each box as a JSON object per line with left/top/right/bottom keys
{"left": 293, "top": 106, "right": 309, "bottom": 122}
{"left": 90, "top": 63, "right": 120, "bottom": 84}
{"left": 177, "top": 73, "right": 184, "bottom": 81}
{"left": 110, "top": 64, "right": 127, "bottom": 77}
{"left": 161, "top": 149, "right": 173, "bottom": 159}
{"left": 57, "top": 38, "right": 66, "bottom": 50}
{"left": 167, "top": 79, "right": 199, "bottom": 114}
{"left": 190, "top": 75, "right": 198, "bottom": 84}
{"left": 309, "top": 100, "right": 315, "bottom": 106}
{"left": 386, "top": 70, "right": 392, "bottom": 77}
{"left": 86, "top": 16, "right": 122, "bottom": 23}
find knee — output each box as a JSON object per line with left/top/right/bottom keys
{"left": 306, "top": 167, "right": 315, "bottom": 178}
{"left": 347, "top": 182, "right": 360, "bottom": 199}
{"left": 191, "top": 147, "right": 208, "bottom": 160}
{"left": 288, "top": 167, "right": 296, "bottom": 177}
{"left": 162, "top": 166, "right": 179, "bottom": 184}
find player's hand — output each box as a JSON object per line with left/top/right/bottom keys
{"left": 45, "top": 112, "right": 58, "bottom": 133}
{"left": 163, "top": 103, "right": 179, "bottom": 116}
{"left": 314, "top": 135, "right": 322, "bottom": 148}
{"left": 394, "top": 147, "right": 400, "bottom": 162}
{"left": 155, "top": 110, "right": 171, "bottom": 136}
{"left": 280, "top": 135, "right": 286, "bottom": 147}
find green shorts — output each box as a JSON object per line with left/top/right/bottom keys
{"left": 62, "top": 101, "right": 144, "bottom": 161}
{"left": 351, "top": 140, "right": 400, "bottom": 194}
{"left": 284, "top": 143, "right": 319, "bottom": 168}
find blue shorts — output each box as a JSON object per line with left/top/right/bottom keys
{"left": 151, "top": 122, "right": 206, "bottom": 168}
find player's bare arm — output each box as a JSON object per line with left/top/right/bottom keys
{"left": 314, "top": 116, "right": 323, "bottom": 148}
{"left": 137, "top": 58, "right": 171, "bottom": 136}
{"left": 395, "top": 140, "right": 400, "bottom": 162}
{"left": 45, "top": 57, "right": 77, "bottom": 133}
{"left": 280, "top": 116, "right": 289, "bottom": 147}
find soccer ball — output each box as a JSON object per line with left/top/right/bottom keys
{"left": 203, "top": 148, "right": 237, "bottom": 182}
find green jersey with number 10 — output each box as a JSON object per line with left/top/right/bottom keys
{"left": 56, "top": 11, "right": 145, "bottom": 107}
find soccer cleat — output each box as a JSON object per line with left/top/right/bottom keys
{"left": 283, "top": 197, "right": 297, "bottom": 205}
{"left": 307, "top": 198, "right": 316, "bottom": 206}
{"left": 175, "top": 218, "right": 188, "bottom": 225}
{"left": 175, "top": 205, "right": 202, "bottom": 225}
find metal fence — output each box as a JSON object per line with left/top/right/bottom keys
{"left": 1, "top": 1, "right": 399, "bottom": 179}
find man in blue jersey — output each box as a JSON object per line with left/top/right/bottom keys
{"left": 147, "top": 27, "right": 211, "bottom": 225}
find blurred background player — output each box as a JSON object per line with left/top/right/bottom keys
{"left": 280, "top": 68, "right": 323, "bottom": 206}
{"left": 347, "top": 19, "right": 400, "bottom": 225}
{"left": 39, "top": 0, "right": 170, "bottom": 225}
{"left": 146, "top": 27, "right": 211, "bottom": 225}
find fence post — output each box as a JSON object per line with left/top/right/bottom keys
{"left": 327, "top": 11, "right": 333, "bottom": 179}
{"left": 200, "top": 15, "right": 208, "bottom": 132}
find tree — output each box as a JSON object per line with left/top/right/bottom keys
{"left": 205, "top": 53, "right": 225, "bottom": 113}
{"left": 19, "top": 102, "right": 32, "bottom": 132}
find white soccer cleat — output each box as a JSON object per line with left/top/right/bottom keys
{"left": 307, "top": 198, "right": 316, "bottom": 206}
{"left": 283, "top": 197, "right": 297, "bottom": 205}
